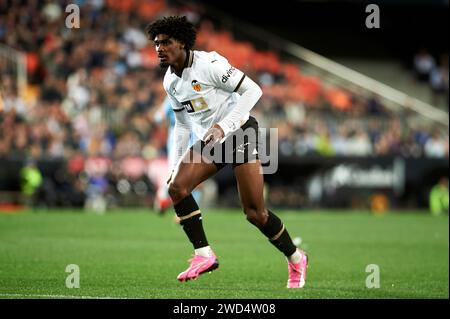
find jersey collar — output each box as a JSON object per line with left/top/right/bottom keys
{"left": 170, "top": 50, "right": 194, "bottom": 75}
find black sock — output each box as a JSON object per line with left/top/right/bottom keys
{"left": 259, "top": 210, "right": 297, "bottom": 257}
{"left": 174, "top": 194, "right": 209, "bottom": 249}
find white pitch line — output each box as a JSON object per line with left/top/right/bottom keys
{"left": 0, "top": 293, "right": 131, "bottom": 299}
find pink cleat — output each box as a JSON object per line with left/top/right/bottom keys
{"left": 177, "top": 253, "right": 219, "bottom": 282}
{"left": 287, "top": 249, "right": 308, "bottom": 288}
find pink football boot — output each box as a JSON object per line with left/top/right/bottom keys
{"left": 287, "top": 249, "right": 308, "bottom": 288}
{"left": 177, "top": 253, "right": 219, "bottom": 282}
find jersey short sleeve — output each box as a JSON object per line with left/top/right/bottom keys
{"left": 202, "top": 52, "right": 246, "bottom": 93}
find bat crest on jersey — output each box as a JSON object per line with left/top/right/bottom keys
{"left": 191, "top": 80, "right": 202, "bottom": 92}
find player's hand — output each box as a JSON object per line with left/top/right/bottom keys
{"left": 203, "top": 124, "right": 224, "bottom": 147}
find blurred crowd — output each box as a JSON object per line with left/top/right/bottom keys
{"left": 1, "top": 0, "right": 169, "bottom": 163}
{"left": 1, "top": 0, "right": 448, "bottom": 165}
{"left": 0, "top": 0, "right": 448, "bottom": 211}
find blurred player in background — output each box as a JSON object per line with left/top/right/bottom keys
{"left": 152, "top": 97, "right": 177, "bottom": 214}
{"left": 146, "top": 16, "right": 307, "bottom": 288}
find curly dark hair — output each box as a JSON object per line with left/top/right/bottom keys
{"left": 145, "top": 16, "right": 197, "bottom": 50}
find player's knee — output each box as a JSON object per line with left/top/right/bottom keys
{"left": 168, "top": 181, "right": 190, "bottom": 203}
{"left": 244, "top": 207, "right": 268, "bottom": 228}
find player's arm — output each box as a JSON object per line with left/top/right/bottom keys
{"left": 202, "top": 55, "right": 262, "bottom": 145}
{"left": 217, "top": 76, "right": 262, "bottom": 136}
{"left": 167, "top": 94, "right": 191, "bottom": 175}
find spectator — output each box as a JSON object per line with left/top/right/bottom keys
{"left": 424, "top": 130, "right": 448, "bottom": 158}
{"left": 20, "top": 158, "right": 42, "bottom": 203}
{"left": 413, "top": 48, "right": 436, "bottom": 83}
{"left": 429, "top": 53, "right": 449, "bottom": 108}
{"left": 429, "top": 177, "right": 449, "bottom": 216}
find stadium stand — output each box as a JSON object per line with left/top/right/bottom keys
{"left": 0, "top": 0, "right": 448, "bottom": 209}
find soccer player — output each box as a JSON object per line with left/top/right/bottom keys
{"left": 146, "top": 16, "right": 308, "bottom": 288}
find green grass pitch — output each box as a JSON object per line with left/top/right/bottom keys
{"left": 0, "top": 209, "right": 448, "bottom": 299}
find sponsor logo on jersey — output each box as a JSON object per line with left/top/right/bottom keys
{"left": 221, "top": 66, "right": 236, "bottom": 83}
{"left": 191, "top": 80, "right": 202, "bottom": 92}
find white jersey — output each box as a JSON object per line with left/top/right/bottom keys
{"left": 163, "top": 50, "right": 248, "bottom": 140}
